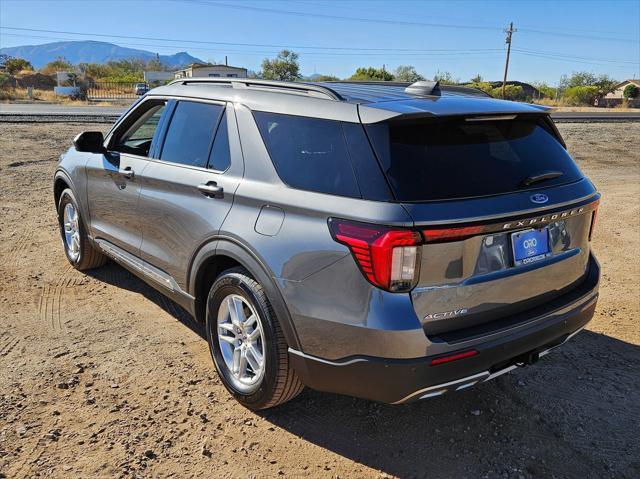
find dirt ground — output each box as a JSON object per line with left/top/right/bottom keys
{"left": 0, "top": 122, "right": 638, "bottom": 479}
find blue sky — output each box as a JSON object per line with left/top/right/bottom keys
{"left": 1, "top": 0, "right": 639, "bottom": 84}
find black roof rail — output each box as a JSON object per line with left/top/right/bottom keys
{"left": 167, "top": 78, "right": 344, "bottom": 101}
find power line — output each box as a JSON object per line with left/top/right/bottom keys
{"left": 0, "top": 31, "right": 507, "bottom": 59}
{"left": 2, "top": 27, "right": 635, "bottom": 67}
{"left": 176, "top": 0, "right": 503, "bottom": 32}
{"left": 513, "top": 48, "right": 639, "bottom": 66}
{"left": 0, "top": 26, "right": 502, "bottom": 53}
{"left": 177, "top": 0, "right": 636, "bottom": 43}
{"left": 513, "top": 50, "right": 640, "bottom": 70}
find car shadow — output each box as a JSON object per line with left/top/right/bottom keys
{"left": 85, "top": 261, "right": 206, "bottom": 340}
{"left": 83, "top": 262, "right": 639, "bottom": 477}
{"left": 257, "top": 330, "right": 640, "bottom": 478}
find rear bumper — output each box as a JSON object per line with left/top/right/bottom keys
{"left": 289, "top": 254, "right": 600, "bottom": 404}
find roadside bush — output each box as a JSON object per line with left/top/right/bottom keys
{"left": 0, "top": 72, "right": 12, "bottom": 87}
{"left": 563, "top": 85, "right": 599, "bottom": 106}
{"left": 623, "top": 84, "right": 639, "bottom": 99}
{"left": 349, "top": 67, "right": 393, "bottom": 81}
{"left": 532, "top": 82, "right": 557, "bottom": 99}
{"left": 16, "top": 72, "right": 56, "bottom": 89}
{"left": 465, "top": 82, "right": 493, "bottom": 94}
{"left": 489, "top": 85, "right": 526, "bottom": 101}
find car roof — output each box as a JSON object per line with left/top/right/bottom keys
{"left": 150, "top": 79, "right": 550, "bottom": 124}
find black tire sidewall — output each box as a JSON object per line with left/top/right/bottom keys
{"left": 57, "top": 189, "right": 86, "bottom": 267}
{"left": 206, "top": 272, "right": 280, "bottom": 409}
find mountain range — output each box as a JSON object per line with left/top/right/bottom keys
{"left": 0, "top": 40, "right": 204, "bottom": 68}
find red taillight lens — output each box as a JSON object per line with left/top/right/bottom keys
{"left": 328, "top": 218, "right": 421, "bottom": 292}
{"left": 422, "top": 225, "right": 484, "bottom": 243}
{"left": 430, "top": 349, "right": 478, "bottom": 366}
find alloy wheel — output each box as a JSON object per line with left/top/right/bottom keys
{"left": 63, "top": 203, "right": 81, "bottom": 261}
{"left": 217, "top": 294, "right": 266, "bottom": 392}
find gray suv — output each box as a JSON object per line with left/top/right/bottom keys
{"left": 54, "top": 79, "right": 600, "bottom": 409}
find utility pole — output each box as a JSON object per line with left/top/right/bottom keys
{"left": 502, "top": 22, "right": 516, "bottom": 99}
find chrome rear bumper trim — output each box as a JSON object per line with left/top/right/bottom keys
{"left": 394, "top": 325, "right": 587, "bottom": 404}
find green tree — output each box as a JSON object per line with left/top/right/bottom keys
{"left": 393, "top": 65, "right": 424, "bottom": 82}
{"left": 260, "top": 50, "right": 301, "bottom": 81}
{"left": 559, "top": 71, "right": 617, "bottom": 96}
{"left": 593, "top": 74, "right": 618, "bottom": 96}
{"left": 532, "top": 81, "right": 557, "bottom": 99}
{"left": 41, "top": 56, "right": 74, "bottom": 75}
{"left": 349, "top": 67, "right": 394, "bottom": 81}
{"left": 4, "top": 57, "right": 33, "bottom": 75}
{"left": 432, "top": 70, "right": 457, "bottom": 85}
{"left": 470, "top": 73, "right": 483, "bottom": 83}
{"left": 313, "top": 74, "right": 340, "bottom": 81}
{"left": 147, "top": 53, "right": 166, "bottom": 71}
{"left": 623, "top": 83, "right": 639, "bottom": 99}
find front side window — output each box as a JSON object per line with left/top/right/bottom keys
{"left": 160, "top": 101, "right": 224, "bottom": 168}
{"left": 253, "top": 112, "right": 360, "bottom": 198}
{"left": 112, "top": 102, "right": 166, "bottom": 157}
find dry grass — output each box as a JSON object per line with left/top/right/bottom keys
{"left": 0, "top": 87, "right": 89, "bottom": 105}
{"left": 531, "top": 98, "right": 636, "bottom": 112}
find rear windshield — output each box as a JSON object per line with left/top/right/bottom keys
{"left": 365, "top": 116, "right": 583, "bottom": 202}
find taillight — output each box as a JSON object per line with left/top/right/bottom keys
{"left": 422, "top": 225, "right": 484, "bottom": 243}
{"left": 328, "top": 218, "right": 421, "bottom": 292}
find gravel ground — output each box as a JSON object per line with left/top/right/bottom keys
{"left": 0, "top": 122, "right": 638, "bottom": 479}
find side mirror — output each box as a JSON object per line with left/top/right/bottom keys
{"left": 73, "top": 131, "right": 106, "bottom": 153}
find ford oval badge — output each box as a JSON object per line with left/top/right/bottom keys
{"left": 530, "top": 193, "right": 549, "bottom": 204}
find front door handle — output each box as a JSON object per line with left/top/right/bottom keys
{"left": 119, "top": 166, "right": 134, "bottom": 179}
{"left": 197, "top": 182, "right": 224, "bottom": 198}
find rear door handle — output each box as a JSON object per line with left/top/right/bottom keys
{"left": 119, "top": 166, "right": 134, "bottom": 179}
{"left": 197, "top": 182, "right": 224, "bottom": 198}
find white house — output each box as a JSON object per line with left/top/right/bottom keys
{"left": 605, "top": 79, "right": 640, "bottom": 99}
{"left": 174, "top": 63, "right": 248, "bottom": 80}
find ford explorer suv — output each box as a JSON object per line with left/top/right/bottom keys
{"left": 53, "top": 79, "right": 600, "bottom": 410}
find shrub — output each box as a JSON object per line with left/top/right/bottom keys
{"left": 349, "top": 67, "right": 393, "bottom": 81}
{"left": 4, "top": 57, "right": 33, "bottom": 75}
{"left": 563, "top": 85, "right": 599, "bottom": 106}
{"left": 623, "top": 84, "right": 639, "bottom": 99}
{"left": 313, "top": 74, "right": 340, "bottom": 81}
{"left": 489, "top": 85, "right": 526, "bottom": 101}
{"left": 465, "top": 82, "right": 493, "bottom": 94}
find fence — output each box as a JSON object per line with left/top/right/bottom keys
{"left": 87, "top": 81, "right": 140, "bottom": 100}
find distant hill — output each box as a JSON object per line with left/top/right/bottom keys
{"left": 0, "top": 40, "right": 204, "bottom": 68}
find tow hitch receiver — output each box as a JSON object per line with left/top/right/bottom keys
{"left": 516, "top": 350, "right": 540, "bottom": 367}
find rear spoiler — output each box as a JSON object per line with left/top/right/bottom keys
{"left": 358, "top": 99, "right": 552, "bottom": 124}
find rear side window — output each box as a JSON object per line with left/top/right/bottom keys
{"left": 366, "top": 116, "right": 583, "bottom": 202}
{"left": 253, "top": 112, "right": 361, "bottom": 198}
{"left": 160, "top": 101, "right": 223, "bottom": 168}
{"left": 208, "top": 111, "right": 231, "bottom": 171}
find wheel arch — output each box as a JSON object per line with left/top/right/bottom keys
{"left": 189, "top": 238, "right": 301, "bottom": 350}
{"left": 53, "top": 170, "right": 74, "bottom": 208}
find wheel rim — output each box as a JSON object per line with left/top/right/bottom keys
{"left": 217, "top": 294, "right": 265, "bottom": 392}
{"left": 63, "top": 203, "right": 81, "bottom": 261}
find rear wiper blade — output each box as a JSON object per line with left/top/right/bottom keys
{"left": 520, "top": 170, "right": 563, "bottom": 187}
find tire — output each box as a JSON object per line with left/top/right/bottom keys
{"left": 57, "top": 188, "right": 107, "bottom": 271}
{"left": 205, "top": 267, "right": 304, "bottom": 410}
